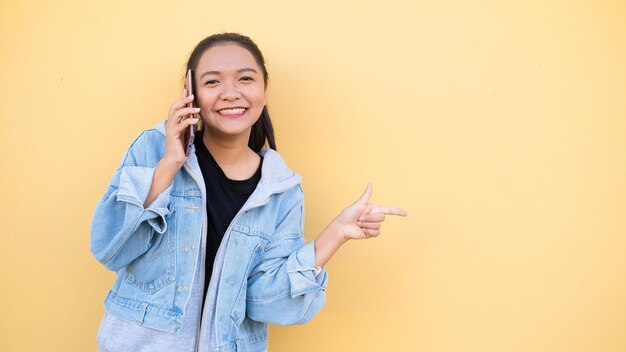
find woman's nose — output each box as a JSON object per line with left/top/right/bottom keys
{"left": 220, "top": 82, "right": 242, "bottom": 101}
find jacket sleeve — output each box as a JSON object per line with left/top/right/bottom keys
{"left": 90, "top": 131, "right": 174, "bottom": 272}
{"left": 245, "top": 188, "right": 329, "bottom": 325}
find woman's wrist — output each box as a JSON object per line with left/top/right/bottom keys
{"left": 313, "top": 219, "right": 349, "bottom": 268}
{"left": 143, "top": 158, "right": 180, "bottom": 208}
{"left": 160, "top": 155, "right": 185, "bottom": 169}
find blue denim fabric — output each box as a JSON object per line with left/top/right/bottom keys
{"left": 91, "top": 120, "right": 328, "bottom": 351}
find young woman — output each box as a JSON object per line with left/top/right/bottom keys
{"left": 91, "top": 33, "right": 407, "bottom": 352}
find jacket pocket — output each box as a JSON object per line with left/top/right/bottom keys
{"left": 124, "top": 203, "right": 177, "bottom": 294}
{"left": 229, "top": 226, "right": 267, "bottom": 326}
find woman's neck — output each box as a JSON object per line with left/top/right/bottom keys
{"left": 202, "top": 129, "right": 260, "bottom": 180}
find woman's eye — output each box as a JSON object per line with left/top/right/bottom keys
{"left": 206, "top": 80, "right": 218, "bottom": 85}
{"left": 240, "top": 76, "right": 253, "bottom": 81}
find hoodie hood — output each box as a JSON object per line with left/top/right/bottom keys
{"left": 152, "top": 119, "right": 302, "bottom": 202}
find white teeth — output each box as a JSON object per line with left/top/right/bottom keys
{"left": 218, "top": 108, "right": 246, "bottom": 115}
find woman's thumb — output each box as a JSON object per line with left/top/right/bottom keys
{"left": 356, "top": 183, "right": 373, "bottom": 204}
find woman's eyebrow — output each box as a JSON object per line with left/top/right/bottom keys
{"left": 200, "top": 68, "right": 258, "bottom": 79}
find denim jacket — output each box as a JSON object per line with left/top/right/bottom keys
{"left": 90, "top": 120, "right": 328, "bottom": 352}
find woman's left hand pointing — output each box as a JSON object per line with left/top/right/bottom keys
{"left": 335, "top": 183, "right": 408, "bottom": 241}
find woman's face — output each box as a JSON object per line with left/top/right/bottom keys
{"left": 194, "top": 43, "right": 267, "bottom": 140}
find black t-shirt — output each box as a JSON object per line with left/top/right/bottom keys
{"left": 193, "top": 136, "right": 262, "bottom": 307}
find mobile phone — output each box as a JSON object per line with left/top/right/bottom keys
{"left": 183, "top": 69, "right": 197, "bottom": 157}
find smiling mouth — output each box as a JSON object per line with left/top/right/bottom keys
{"left": 217, "top": 107, "right": 248, "bottom": 116}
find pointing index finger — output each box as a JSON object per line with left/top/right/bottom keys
{"left": 373, "top": 204, "right": 408, "bottom": 217}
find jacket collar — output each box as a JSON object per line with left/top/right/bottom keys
{"left": 153, "top": 120, "right": 301, "bottom": 203}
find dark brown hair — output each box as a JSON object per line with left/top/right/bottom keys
{"left": 185, "top": 33, "right": 276, "bottom": 152}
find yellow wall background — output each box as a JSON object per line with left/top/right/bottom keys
{"left": 1, "top": 0, "right": 624, "bottom": 351}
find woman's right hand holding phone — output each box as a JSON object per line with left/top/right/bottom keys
{"left": 163, "top": 88, "right": 200, "bottom": 167}
{"left": 143, "top": 88, "right": 200, "bottom": 208}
